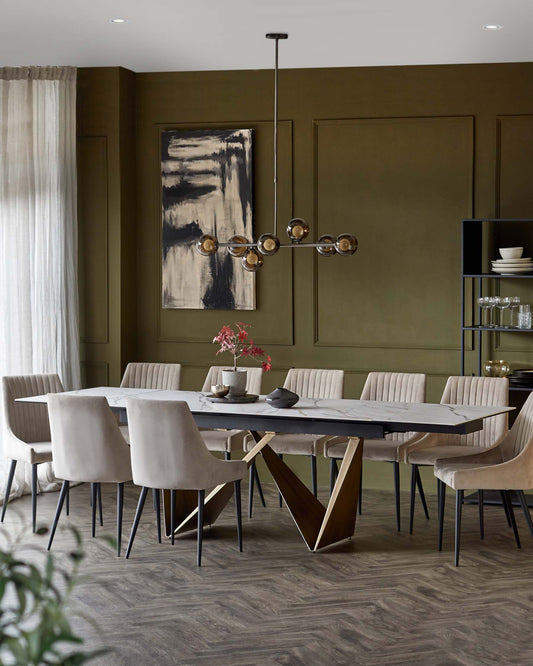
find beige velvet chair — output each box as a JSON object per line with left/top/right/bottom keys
{"left": 435, "top": 389, "right": 533, "bottom": 566}
{"left": 404, "top": 375, "right": 509, "bottom": 534}
{"left": 324, "top": 371, "right": 426, "bottom": 531}
{"left": 46, "top": 395, "right": 132, "bottom": 556}
{"left": 244, "top": 368, "right": 344, "bottom": 515}
{"left": 1, "top": 374, "right": 64, "bottom": 532}
{"left": 120, "top": 362, "right": 182, "bottom": 390}
{"left": 125, "top": 399, "right": 247, "bottom": 566}
{"left": 200, "top": 366, "right": 263, "bottom": 459}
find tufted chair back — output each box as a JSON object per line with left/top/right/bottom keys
{"left": 283, "top": 368, "right": 344, "bottom": 399}
{"left": 120, "top": 363, "right": 181, "bottom": 390}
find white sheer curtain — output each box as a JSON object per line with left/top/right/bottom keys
{"left": 0, "top": 66, "right": 80, "bottom": 502}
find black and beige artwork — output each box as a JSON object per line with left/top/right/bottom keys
{"left": 161, "top": 128, "right": 254, "bottom": 309}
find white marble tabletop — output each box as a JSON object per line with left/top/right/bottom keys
{"left": 19, "top": 386, "right": 513, "bottom": 435}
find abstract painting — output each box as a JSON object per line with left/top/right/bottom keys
{"left": 161, "top": 128, "right": 254, "bottom": 309}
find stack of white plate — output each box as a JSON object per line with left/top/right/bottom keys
{"left": 492, "top": 257, "right": 533, "bottom": 274}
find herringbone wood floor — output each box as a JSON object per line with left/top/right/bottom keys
{"left": 3, "top": 480, "right": 533, "bottom": 666}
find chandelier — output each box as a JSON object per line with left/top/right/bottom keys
{"left": 196, "top": 33, "right": 358, "bottom": 272}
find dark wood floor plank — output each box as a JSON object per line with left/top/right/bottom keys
{"left": 2, "top": 480, "right": 533, "bottom": 665}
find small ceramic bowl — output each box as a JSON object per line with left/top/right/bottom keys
{"left": 499, "top": 247, "right": 523, "bottom": 259}
{"left": 211, "top": 384, "right": 230, "bottom": 398}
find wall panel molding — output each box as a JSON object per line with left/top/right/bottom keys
{"left": 152, "top": 120, "right": 295, "bottom": 347}
{"left": 312, "top": 115, "right": 474, "bottom": 350}
{"left": 78, "top": 135, "right": 109, "bottom": 344}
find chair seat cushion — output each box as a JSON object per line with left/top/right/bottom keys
{"left": 23, "top": 441, "right": 53, "bottom": 464}
{"left": 200, "top": 429, "right": 245, "bottom": 453}
{"left": 408, "top": 445, "right": 484, "bottom": 466}
{"left": 326, "top": 437, "right": 405, "bottom": 463}
{"left": 262, "top": 433, "right": 330, "bottom": 456}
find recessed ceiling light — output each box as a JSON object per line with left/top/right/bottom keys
{"left": 110, "top": 18, "right": 128, "bottom": 24}
{"left": 483, "top": 24, "right": 503, "bottom": 31}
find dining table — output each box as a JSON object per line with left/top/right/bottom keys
{"left": 19, "top": 386, "right": 513, "bottom": 551}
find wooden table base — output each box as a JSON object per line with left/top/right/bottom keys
{"left": 165, "top": 431, "right": 363, "bottom": 552}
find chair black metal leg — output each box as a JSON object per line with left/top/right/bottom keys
{"left": 66, "top": 483, "right": 70, "bottom": 516}
{"left": 393, "top": 461, "right": 401, "bottom": 531}
{"left": 438, "top": 479, "right": 446, "bottom": 552}
{"left": 254, "top": 464, "right": 266, "bottom": 508}
{"left": 278, "top": 453, "right": 283, "bottom": 507}
{"left": 455, "top": 489, "right": 464, "bottom": 567}
{"left": 47, "top": 480, "right": 69, "bottom": 550}
{"left": 154, "top": 489, "right": 161, "bottom": 544}
{"left": 125, "top": 486, "right": 148, "bottom": 559}
{"left": 311, "top": 455, "right": 317, "bottom": 498}
{"left": 358, "top": 462, "right": 362, "bottom": 515}
{"left": 517, "top": 490, "right": 533, "bottom": 539}
{"left": 224, "top": 452, "right": 231, "bottom": 461}
{"left": 31, "top": 463, "right": 38, "bottom": 533}
{"left": 500, "top": 490, "right": 512, "bottom": 527}
{"left": 197, "top": 489, "right": 205, "bottom": 566}
{"left": 91, "top": 483, "right": 97, "bottom": 537}
{"left": 409, "top": 464, "right": 417, "bottom": 534}
{"left": 170, "top": 489, "right": 176, "bottom": 546}
{"left": 416, "top": 466, "right": 429, "bottom": 520}
{"left": 478, "top": 489, "right": 484, "bottom": 540}
{"left": 329, "top": 458, "right": 336, "bottom": 496}
{"left": 248, "top": 463, "right": 255, "bottom": 518}
{"left": 504, "top": 491, "right": 521, "bottom": 549}
{"left": 234, "top": 480, "right": 242, "bottom": 552}
{"left": 117, "top": 482, "right": 124, "bottom": 557}
{"left": 97, "top": 483, "right": 103, "bottom": 526}
{"left": 1, "top": 460, "right": 17, "bottom": 522}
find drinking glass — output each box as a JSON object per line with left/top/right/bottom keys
{"left": 518, "top": 304, "right": 532, "bottom": 329}
{"left": 477, "top": 297, "right": 491, "bottom": 327}
{"left": 496, "top": 296, "right": 511, "bottom": 328}
{"left": 487, "top": 296, "right": 499, "bottom": 327}
{"left": 509, "top": 296, "right": 521, "bottom": 327}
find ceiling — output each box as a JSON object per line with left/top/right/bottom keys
{"left": 2, "top": 0, "right": 532, "bottom": 73}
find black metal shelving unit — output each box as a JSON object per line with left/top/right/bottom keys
{"left": 461, "top": 218, "right": 533, "bottom": 380}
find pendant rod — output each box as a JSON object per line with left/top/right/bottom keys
{"left": 273, "top": 36, "right": 279, "bottom": 237}
{"left": 267, "top": 33, "right": 288, "bottom": 239}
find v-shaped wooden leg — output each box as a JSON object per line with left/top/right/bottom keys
{"left": 260, "top": 437, "right": 363, "bottom": 551}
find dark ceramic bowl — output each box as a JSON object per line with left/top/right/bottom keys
{"left": 266, "top": 387, "right": 299, "bottom": 409}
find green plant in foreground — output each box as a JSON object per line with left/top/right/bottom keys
{"left": 0, "top": 523, "right": 109, "bottom": 665}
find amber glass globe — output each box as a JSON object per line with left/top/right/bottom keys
{"left": 257, "top": 233, "right": 280, "bottom": 256}
{"left": 242, "top": 249, "right": 264, "bottom": 272}
{"left": 316, "top": 235, "right": 336, "bottom": 257}
{"left": 286, "top": 218, "right": 309, "bottom": 243}
{"left": 335, "top": 234, "right": 358, "bottom": 255}
{"left": 196, "top": 234, "right": 219, "bottom": 256}
{"left": 227, "top": 235, "right": 249, "bottom": 257}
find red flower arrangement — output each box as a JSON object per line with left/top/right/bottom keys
{"left": 213, "top": 322, "right": 272, "bottom": 372}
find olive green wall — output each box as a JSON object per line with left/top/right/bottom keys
{"left": 78, "top": 62, "right": 533, "bottom": 489}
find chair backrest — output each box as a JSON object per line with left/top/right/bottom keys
{"left": 500, "top": 390, "right": 533, "bottom": 465}
{"left": 120, "top": 363, "right": 181, "bottom": 390}
{"left": 441, "top": 376, "right": 508, "bottom": 448}
{"left": 202, "top": 366, "right": 263, "bottom": 395}
{"left": 283, "top": 368, "right": 344, "bottom": 399}
{"left": 361, "top": 372, "right": 426, "bottom": 442}
{"left": 126, "top": 398, "right": 228, "bottom": 489}
{"left": 2, "top": 374, "right": 64, "bottom": 444}
{"left": 47, "top": 394, "right": 132, "bottom": 483}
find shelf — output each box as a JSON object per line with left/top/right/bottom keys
{"left": 463, "top": 326, "right": 533, "bottom": 332}
{"left": 510, "top": 386, "right": 533, "bottom": 392}
{"left": 463, "top": 273, "right": 533, "bottom": 278}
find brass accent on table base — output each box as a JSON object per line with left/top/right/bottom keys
{"left": 165, "top": 432, "right": 363, "bottom": 553}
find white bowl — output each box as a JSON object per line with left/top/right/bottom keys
{"left": 499, "top": 247, "right": 523, "bottom": 259}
